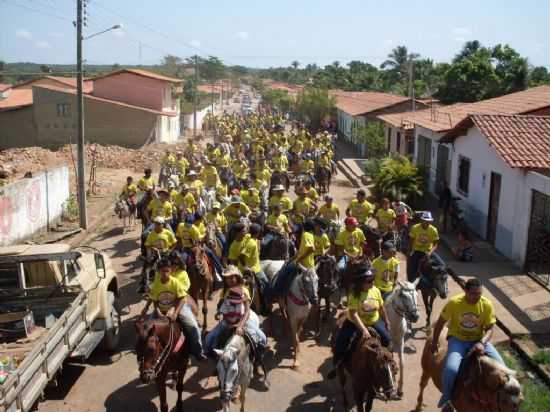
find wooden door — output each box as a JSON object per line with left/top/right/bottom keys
{"left": 487, "top": 172, "right": 502, "bottom": 243}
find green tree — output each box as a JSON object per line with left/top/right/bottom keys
{"left": 352, "top": 122, "right": 387, "bottom": 158}
{"left": 162, "top": 54, "right": 182, "bottom": 76}
{"left": 183, "top": 78, "right": 196, "bottom": 102}
{"left": 491, "top": 44, "right": 528, "bottom": 95}
{"left": 295, "top": 87, "right": 335, "bottom": 131}
{"left": 529, "top": 66, "right": 550, "bottom": 86}
{"left": 261, "top": 89, "right": 292, "bottom": 113}
{"left": 373, "top": 156, "right": 423, "bottom": 202}
{"left": 202, "top": 56, "right": 226, "bottom": 81}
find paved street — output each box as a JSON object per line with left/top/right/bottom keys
{"left": 36, "top": 166, "right": 505, "bottom": 412}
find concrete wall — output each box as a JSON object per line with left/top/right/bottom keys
{"left": 182, "top": 105, "right": 216, "bottom": 131}
{"left": 33, "top": 87, "right": 161, "bottom": 148}
{"left": 0, "top": 106, "right": 37, "bottom": 149}
{"left": 414, "top": 125, "right": 449, "bottom": 196}
{"left": 0, "top": 166, "right": 69, "bottom": 246}
{"left": 385, "top": 125, "right": 411, "bottom": 156}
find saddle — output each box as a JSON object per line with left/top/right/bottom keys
{"left": 217, "top": 327, "right": 259, "bottom": 362}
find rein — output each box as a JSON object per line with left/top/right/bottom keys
{"left": 142, "top": 322, "right": 175, "bottom": 380}
{"left": 287, "top": 274, "right": 308, "bottom": 306}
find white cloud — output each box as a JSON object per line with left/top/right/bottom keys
{"left": 35, "top": 40, "right": 51, "bottom": 49}
{"left": 451, "top": 27, "right": 472, "bottom": 42}
{"left": 16, "top": 29, "right": 32, "bottom": 40}
{"left": 49, "top": 32, "right": 64, "bottom": 38}
{"left": 235, "top": 31, "right": 249, "bottom": 40}
{"left": 189, "top": 39, "right": 201, "bottom": 48}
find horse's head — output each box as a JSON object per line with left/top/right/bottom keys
{"left": 300, "top": 268, "right": 319, "bottom": 306}
{"left": 473, "top": 355, "right": 523, "bottom": 412}
{"left": 423, "top": 258, "right": 449, "bottom": 299}
{"left": 134, "top": 319, "right": 164, "bottom": 384}
{"left": 393, "top": 280, "right": 420, "bottom": 323}
{"left": 364, "top": 338, "right": 398, "bottom": 400}
{"left": 317, "top": 255, "right": 337, "bottom": 287}
{"left": 214, "top": 335, "right": 246, "bottom": 406}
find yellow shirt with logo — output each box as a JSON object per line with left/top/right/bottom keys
{"left": 224, "top": 203, "right": 251, "bottom": 224}
{"left": 347, "top": 287, "right": 383, "bottom": 326}
{"left": 442, "top": 293, "right": 496, "bottom": 341}
{"left": 376, "top": 208, "right": 397, "bottom": 232}
{"left": 239, "top": 236, "right": 261, "bottom": 274}
{"left": 313, "top": 233, "right": 331, "bottom": 257}
{"left": 347, "top": 199, "right": 374, "bottom": 224}
{"left": 174, "top": 192, "right": 196, "bottom": 214}
{"left": 193, "top": 221, "right": 206, "bottom": 241}
{"left": 409, "top": 223, "right": 439, "bottom": 253}
{"left": 273, "top": 155, "right": 288, "bottom": 172}
{"left": 145, "top": 229, "right": 176, "bottom": 252}
{"left": 293, "top": 197, "right": 312, "bottom": 223}
{"left": 298, "top": 231, "right": 316, "bottom": 269}
{"left": 176, "top": 158, "right": 189, "bottom": 175}
{"left": 147, "top": 199, "right": 174, "bottom": 219}
{"left": 242, "top": 190, "right": 261, "bottom": 210}
{"left": 335, "top": 228, "right": 366, "bottom": 257}
{"left": 266, "top": 213, "right": 289, "bottom": 232}
{"left": 201, "top": 166, "right": 220, "bottom": 187}
{"left": 269, "top": 195, "right": 293, "bottom": 212}
{"left": 176, "top": 223, "right": 201, "bottom": 248}
{"left": 137, "top": 176, "right": 155, "bottom": 191}
{"left": 172, "top": 269, "right": 190, "bottom": 293}
{"left": 121, "top": 183, "right": 138, "bottom": 196}
{"left": 319, "top": 203, "right": 340, "bottom": 222}
{"left": 372, "top": 256, "right": 400, "bottom": 292}
{"left": 150, "top": 275, "right": 186, "bottom": 314}
{"left": 306, "top": 187, "right": 319, "bottom": 202}
{"left": 206, "top": 211, "right": 227, "bottom": 232}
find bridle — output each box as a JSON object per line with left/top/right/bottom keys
{"left": 139, "top": 322, "right": 175, "bottom": 380}
{"left": 391, "top": 287, "right": 418, "bottom": 320}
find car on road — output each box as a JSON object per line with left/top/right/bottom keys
{"left": 0, "top": 244, "right": 121, "bottom": 412}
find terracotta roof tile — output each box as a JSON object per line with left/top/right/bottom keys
{"left": 0, "top": 89, "right": 33, "bottom": 111}
{"left": 92, "top": 69, "right": 182, "bottom": 83}
{"left": 0, "top": 83, "right": 12, "bottom": 92}
{"left": 331, "top": 90, "right": 410, "bottom": 116}
{"left": 470, "top": 114, "right": 550, "bottom": 169}
{"left": 378, "top": 85, "right": 550, "bottom": 132}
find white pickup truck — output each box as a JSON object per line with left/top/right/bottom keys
{"left": 0, "top": 244, "right": 121, "bottom": 412}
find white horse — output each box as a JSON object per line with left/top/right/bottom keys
{"left": 260, "top": 260, "right": 285, "bottom": 281}
{"left": 114, "top": 198, "right": 134, "bottom": 232}
{"left": 214, "top": 334, "right": 253, "bottom": 412}
{"left": 384, "top": 278, "right": 421, "bottom": 398}
{"left": 281, "top": 267, "right": 318, "bottom": 369}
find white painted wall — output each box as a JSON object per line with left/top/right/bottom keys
{"left": 0, "top": 166, "right": 70, "bottom": 246}
{"left": 414, "top": 125, "right": 451, "bottom": 195}
{"left": 447, "top": 126, "right": 550, "bottom": 266}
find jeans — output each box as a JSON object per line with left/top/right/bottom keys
{"left": 333, "top": 318, "right": 391, "bottom": 364}
{"left": 407, "top": 250, "right": 427, "bottom": 282}
{"left": 270, "top": 261, "right": 297, "bottom": 298}
{"left": 439, "top": 337, "right": 504, "bottom": 408}
{"left": 381, "top": 290, "right": 392, "bottom": 301}
{"left": 216, "top": 232, "right": 227, "bottom": 252}
{"left": 205, "top": 311, "right": 267, "bottom": 356}
{"left": 261, "top": 232, "right": 275, "bottom": 249}
{"left": 204, "top": 245, "right": 223, "bottom": 275}
{"left": 178, "top": 303, "right": 204, "bottom": 359}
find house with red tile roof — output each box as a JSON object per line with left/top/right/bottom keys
{"left": 377, "top": 86, "right": 550, "bottom": 197}
{"left": 0, "top": 69, "right": 183, "bottom": 149}
{"left": 332, "top": 90, "right": 430, "bottom": 156}
{"left": 438, "top": 114, "right": 550, "bottom": 267}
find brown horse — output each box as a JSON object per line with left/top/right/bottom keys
{"left": 415, "top": 331, "right": 523, "bottom": 412}
{"left": 315, "top": 166, "right": 331, "bottom": 194}
{"left": 135, "top": 309, "right": 196, "bottom": 412}
{"left": 315, "top": 255, "right": 337, "bottom": 332}
{"left": 335, "top": 328, "right": 398, "bottom": 412}
{"left": 417, "top": 253, "right": 449, "bottom": 330}
{"left": 187, "top": 245, "right": 214, "bottom": 332}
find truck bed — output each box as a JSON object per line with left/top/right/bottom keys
{"left": 0, "top": 287, "right": 87, "bottom": 412}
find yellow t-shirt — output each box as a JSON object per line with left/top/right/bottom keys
{"left": 347, "top": 199, "right": 374, "bottom": 224}
{"left": 335, "top": 228, "right": 366, "bottom": 257}
{"left": 201, "top": 166, "right": 220, "bottom": 187}
{"left": 239, "top": 236, "right": 261, "bottom": 273}
{"left": 319, "top": 203, "right": 339, "bottom": 221}
{"left": 172, "top": 269, "right": 190, "bottom": 293}
{"left": 188, "top": 179, "right": 204, "bottom": 195}
{"left": 306, "top": 187, "right": 319, "bottom": 202}
{"left": 299, "top": 159, "right": 315, "bottom": 174}
{"left": 372, "top": 256, "right": 400, "bottom": 292}
{"left": 266, "top": 213, "right": 289, "bottom": 232}
{"left": 147, "top": 199, "right": 174, "bottom": 219}
{"left": 409, "top": 224, "right": 439, "bottom": 253}
{"left": 347, "top": 287, "right": 383, "bottom": 326}
{"left": 269, "top": 195, "right": 293, "bottom": 212}
{"left": 442, "top": 294, "right": 496, "bottom": 341}
{"left": 176, "top": 158, "right": 189, "bottom": 175}
{"left": 176, "top": 223, "right": 201, "bottom": 248}
{"left": 193, "top": 221, "right": 206, "bottom": 240}
{"left": 137, "top": 176, "right": 155, "bottom": 191}
{"left": 206, "top": 211, "right": 227, "bottom": 232}
{"left": 150, "top": 275, "right": 186, "bottom": 313}
{"left": 242, "top": 190, "right": 261, "bottom": 210}
{"left": 228, "top": 234, "right": 251, "bottom": 262}
{"left": 298, "top": 231, "right": 316, "bottom": 269}
{"left": 376, "top": 208, "right": 397, "bottom": 232}
{"left": 224, "top": 203, "right": 251, "bottom": 225}
{"left": 313, "top": 233, "right": 331, "bottom": 257}
{"left": 174, "top": 192, "right": 196, "bottom": 214}
{"left": 121, "top": 183, "right": 138, "bottom": 196}
{"left": 293, "top": 197, "right": 312, "bottom": 223}
{"left": 162, "top": 154, "right": 176, "bottom": 166}
{"left": 144, "top": 229, "right": 177, "bottom": 252}
{"left": 273, "top": 155, "right": 288, "bottom": 172}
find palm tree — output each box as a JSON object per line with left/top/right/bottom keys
{"left": 291, "top": 60, "right": 300, "bottom": 70}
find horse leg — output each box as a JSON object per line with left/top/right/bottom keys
{"left": 337, "top": 366, "right": 349, "bottom": 411}
{"left": 414, "top": 369, "right": 431, "bottom": 412}
{"left": 157, "top": 374, "right": 169, "bottom": 412}
{"left": 397, "top": 343, "right": 405, "bottom": 398}
{"left": 291, "top": 317, "right": 303, "bottom": 369}
{"left": 426, "top": 292, "right": 435, "bottom": 331}
{"left": 239, "top": 383, "right": 246, "bottom": 412}
{"left": 324, "top": 293, "right": 331, "bottom": 321}
{"left": 176, "top": 362, "right": 187, "bottom": 412}
{"left": 352, "top": 383, "right": 366, "bottom": 412}
{"left": 364, "top": 387, "right": 375, "bottom": 412}
{"left": 421, "top": 290, "right": 431, "bottom": 330}
{"left": 202, "top": 285, "right": 209, "bottom": 332}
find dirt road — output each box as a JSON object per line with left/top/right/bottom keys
{"left": 36, "top": 171, "right": 495, "bottom": 412}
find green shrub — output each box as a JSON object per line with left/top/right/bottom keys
{"left": 373, "top": 155, "right": 423, "bottom": 202}
{"left": 63, "top": 195, "right": 79, "bottom": 222}
{"left": 364, "top": 158, "right": 382, "bottom": 179}
{"left": 533, "top": 350, "right": 550, "bottom": 365}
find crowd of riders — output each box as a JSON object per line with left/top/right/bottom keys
{"left": 122, "top": 110, "right": 506, "bottom": 411}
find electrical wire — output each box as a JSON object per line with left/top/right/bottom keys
{"left": 3, "top": 0, "right": 73, "bottom": 22}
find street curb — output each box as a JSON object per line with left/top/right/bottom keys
{"left": 336, "top": 161, "right": 360, "bottom": 188}
{"left": 68, "top": 200, "right": 115, "bottom": 247}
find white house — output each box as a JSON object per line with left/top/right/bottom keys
{"left": 441, "top": 114, "right": 550, "bottom": 269}
{"left": 377, "top": 86, "right": 550, "bottom": 200}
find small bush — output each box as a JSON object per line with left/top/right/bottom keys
{"left": 373, "top": 155, "right": 423, "bottom": 202}
{"left": 364, "top": 158, "right": 382, "bottom": 179}
{"left": 63, "top": 195, "right": 79, "bottom": 222}
{"left": 533, "top": 350, "right": 550, "bottom": 365}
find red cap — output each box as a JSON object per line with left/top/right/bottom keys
{"left": 345, "top": 216, "right": 358, "bottom": 226}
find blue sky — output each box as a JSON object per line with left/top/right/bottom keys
{"left": 1, "top": 0, "right": 548, "bottom": 69}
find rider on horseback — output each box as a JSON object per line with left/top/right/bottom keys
{"left": 328, "top": 269, "right": 392, "bottom": 379}
{"left": 372, "top": 241, "right": 400, "bottom": 301}
{"left": 431, "top": 278, "right": 505, "bottom": 412}
{"left": 407, "top": 211, "right": 439, "bottom": 283}
{"left": 140, "top": 258, "right": 207, "bottom": 361}
{"left": 345, "top": 190, "right": 374, "bottom": 226}
{"left": 312, "top": 219, "right": 331, "bottom": 261}
{"left": 268, "top": 185, "right": 293, "bottom": 213}
{"left": 335, "top": 217, "right": 367, "bottom": 275}
{"left": 263, "top": 204, "right": 292, "bottom": 247}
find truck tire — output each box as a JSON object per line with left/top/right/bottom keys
{"left": 102, "top": 291, "right": 121, "bottom": 351}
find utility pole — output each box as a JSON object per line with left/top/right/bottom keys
{"left": 211, "top": 82, "right": 214, "bottom": 114}
{"left": 221, "top": 81, "right": 224, "bottom": 111}
{"left": 192, "top": 55, "right": 198, "bottom": 139}
{"left": 408, "top": 58, "right": 416, "bottom": 112}
{"left": 76, "top": 0, "right": 88, "bottom": 229}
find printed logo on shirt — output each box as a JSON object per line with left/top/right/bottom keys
{"left": 361, "top": 297, "right": 379, "bottom": 314}
{"left": 459, "top": 312, "right": 481, "bottom": 330}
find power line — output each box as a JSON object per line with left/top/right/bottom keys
{"left": 3, "top": 0, "right": 73, "bottom": 22}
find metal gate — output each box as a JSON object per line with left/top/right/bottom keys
{"left": 525, "top": 190, "right": 550, "bottom": 286}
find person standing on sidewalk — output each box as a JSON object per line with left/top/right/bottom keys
{"left": 407, "top": 211, "right": 439, "bottom": 282}
{"left": 438, "top": 180, "right": 452, "bottom": 232}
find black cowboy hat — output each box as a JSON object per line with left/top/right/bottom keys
{"left": 353, "top": 268, "right": 374, "bottom": 283}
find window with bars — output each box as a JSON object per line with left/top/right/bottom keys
{"left": 457, "top": 155, "right": 471, "bottom": 196}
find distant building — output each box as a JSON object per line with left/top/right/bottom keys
{"left": 0, "top": 69, "right": 182, "bottom": 149}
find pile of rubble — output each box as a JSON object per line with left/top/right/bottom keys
{"left": 0, "top": 142, "right": 188, "bottom": 182}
